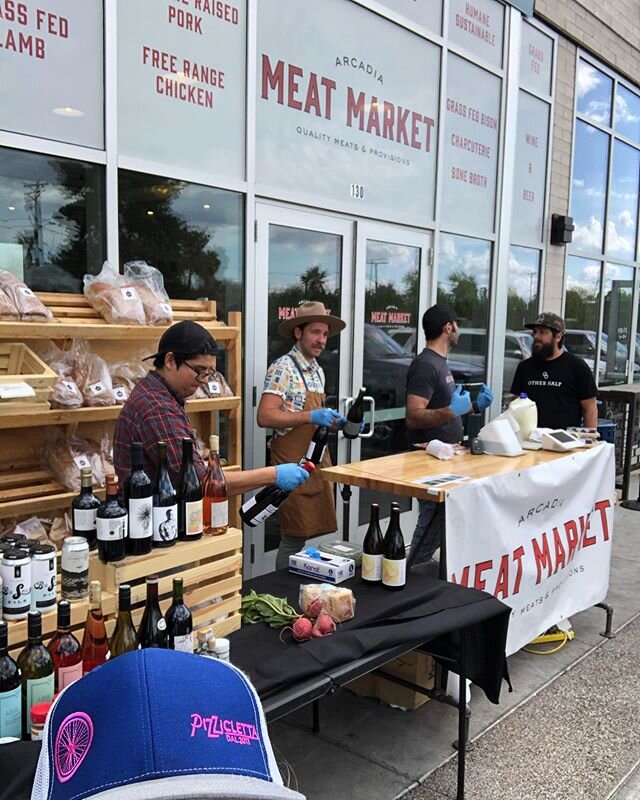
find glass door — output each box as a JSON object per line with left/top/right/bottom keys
{"left": 247, "top": 204, "right": 354, "bottom": 576}
{"left": 340, "top": 223, "right": 432, "bottom": 546}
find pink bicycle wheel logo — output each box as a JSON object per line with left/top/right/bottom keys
{"left": 55, "top": 712, "right": 94, "bottom": 783}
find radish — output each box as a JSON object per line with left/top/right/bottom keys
{"left": 291, "top": 616, "right": 314, "bottom": 641}
{"left": 311, "top": 611, "right": 336, "bottom": 637}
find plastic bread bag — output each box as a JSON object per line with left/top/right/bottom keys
{"left": 0, "top": 286, "right": 19, "bottom": 320}
{"left": 69, "top": 339, "right": 116, "bottom": 407}
{"left": 43, "top": 431, "right": 106, "bottom": 491}
{"left": 299, "top": 583, "right": 355, "bottom": 622}
{"left": 0, "top": 269, "right": 52, "bottom": 321}
{"left": 35, "top": 341, "right": 83, "bottom": 409}
{"left": 109, "top": 357, "right": 147, "bottom": 403}
{"left": 83, "top": 261, "right": 146, "bottom": 325}
{"left": 123, "top": 260, "right": 173, "bottom": 325}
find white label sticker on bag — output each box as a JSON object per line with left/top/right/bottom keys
{"left": 73, "top": 455, "right": 91, "bottom": 470}
{"left": 19, "top": 286, "right": 35, "bottom": 297}
{"left": 113, "top": 386, "right": 128, "bottom": 402}
{"left": 207, "top": 380, "right": 220, "bottom": 395}
{"left": 88, "top": 382, "right": 105, "bottom": 395}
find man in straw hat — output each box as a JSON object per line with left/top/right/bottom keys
{"left": 258, "top": 301, "right": 347, "bottom": 568}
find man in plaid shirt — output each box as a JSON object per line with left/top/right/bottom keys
{"left": 114, "top": 321, "right": 309, "bottom": 496}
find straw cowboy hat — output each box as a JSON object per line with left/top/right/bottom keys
{"left": 277, "top": 301, "right": 346, "bottom": 338}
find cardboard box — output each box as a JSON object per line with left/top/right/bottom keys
{"left": 346, "top": 651, "right": 435, "bottom": 710}
{"left": 288, "top": 551, "right": 355, "bottom": 584}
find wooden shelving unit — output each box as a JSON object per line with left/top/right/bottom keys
{"left": 0, "top": 294, "right": 243, "bottom": 525}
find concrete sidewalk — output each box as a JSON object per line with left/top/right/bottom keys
{"left": 270, "top": 490, "right": 640, "bottom": 800}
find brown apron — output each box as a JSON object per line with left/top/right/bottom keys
{"left": 269, "top": 356, "right": 338, "bottom": 537}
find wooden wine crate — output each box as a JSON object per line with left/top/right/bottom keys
{"left": 90, "top": 529, "right": 243, "bottom": 640}
{"left": 5, "top": 530, "right": 243, "bottom": 658}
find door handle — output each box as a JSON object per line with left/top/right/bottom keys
{"left": 343, "top": 396, "right": 376, "bottom": 438}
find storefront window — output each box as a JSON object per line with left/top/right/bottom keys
{"left": 0, "top": 147, "right": 105, "bottom": 292}
{"left": 564, "top": 255, "right": 600, "bottom": 334}
{"left": 614, "top": 84, "right": 640, "bottom": 144}
{"left": 601, "top": 262, "right": 634, "bottom": 385}
{"left": 606, "top": 140, "right": 640, "bottom": 260}
{"left": 118, "top": 171, "right": 243, "bottom": 319}
{"left": 571, "top": 121, "right": 609, "bottom": 255}
{"left": 576, "top": 61, "right": 612, "bottom": 126}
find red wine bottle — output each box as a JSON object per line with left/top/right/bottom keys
{"left": 137, "top": 576, "right": 167, "bottom": 649}
{"left": 178, "top": 439, "right": 203, "bottom": 541}
{"left": 126, "top": 442, "right": 153, "bottom": 556}
{"left": 305, "top": 426, "right": 328, "bottom": 464}
{"left": 47, "top": 601, "right": 82, "bottom": 692}
{"left": 240, "top": 462, "right": 315, "bottom": 528}
{"left": 343, "top": 387, "right": 366, "bottom": 439}
{"left": 96, "top": 475, "right": 127, "bottom": 564}
{"left": 164, "top": 578, "right": 193, "bottom": 653}
{"left": 361, "top": 503, "right": 384, "bottom": 584}
{"left": 382, "top": 504, "right": 406, "bottom": 591}
{"left": 153, "top": 442, "right": 178, "bottom": 548}
{"left": 71, "top": 467, "right": 100, "bottom": 550}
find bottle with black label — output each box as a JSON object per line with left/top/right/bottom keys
{"left": 164, "top": 578, "right": 193, "bottom": 653}
{"left": 178, "top": 439, "right": 203, "bottom": 541}
{"left": 153, "top": 442, "right": 178, "bottom": 548}
{"left": 382, "top": 504, "right": 407, "bottom": 591}
{"left": 304, "top": 426, "right": 328, "bottom": 465}
{"left": 343, "top": 387, "right": 367, "bottom": 439}
{"left": 97, "top": 475, "right": 127, "bottom": 563}
{"left": 17, "top": 611, "right": 54, "bottom": 739}
{"left": 361, "top": 503, "right": 384, "bottom": 584}
{"left": 0, "top": 620, "right": 22, "bottom": 740}
{"left": 126, "top": 442, "right": 153, "bottom": 556}
{"left": 71, "top": 467, "right": 100, "bottom": 550}
{"left": 240, "top": 461, "right": 314, "bottom": 528}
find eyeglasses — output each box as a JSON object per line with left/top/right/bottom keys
{"left": 183, "top": 361, "right": 217, "bottom": 382}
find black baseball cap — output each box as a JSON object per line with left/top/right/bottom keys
{"left": 422, "top": 303, "right": 458, "bottom": 333}
{"left": 144, "top": 320, "right": 218, "bottom": 361}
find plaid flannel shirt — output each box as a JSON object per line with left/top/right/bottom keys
{"left": 113, "top": 370, "right": 206, "bottom": 487}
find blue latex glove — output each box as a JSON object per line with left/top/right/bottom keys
{"left": 475, "top": 383, "right": 494, "bottom": 412}
{"left": 275, "top": 463, "right": 310, "bottom": 492}
{"left": 448, "top": 385, "right": 471, "bottom": 417}
{"left": 310, "top": 408, "right": 344, "bottom": 427}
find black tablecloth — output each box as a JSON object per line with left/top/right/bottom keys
{"left": 230, "top": 564, "right": 511, "bottom": 705}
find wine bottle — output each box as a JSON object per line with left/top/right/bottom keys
{"left": 126, "top": 442, "right": 153, "bottom": 556}
{"left": 47, "top": 601, "right": 82, "bottom": 692}
{"left": 343, "top": 387, "right": 367, "bottom": 439}
{"left": 110, "top": 585, "right": 138, "bottom": 658}
{"left": 361, "top": 503, "right": 384, "bottom": 584}
{"left": 71, "top": 467, "right": 100, "bottom": 550}
{"left": 17, "top": 611, "right": 54, "bottom": 739}
{"left": 382, "top": 504, "right": 407, "bottom": 591}
{"left": 164, "top": 578, "right": 193, "bottom": 653}
{"left": 202, "top": 434, "right": 228, "bottom": 536}
{"left": 0, "top": 620, "right": 22, "bottom": 740}
{"left": 137, "top": 575, "right": 167, "bottom": 649}
{"left": 96, "top": 475, "right": 127, "bottom": 564}
{"left": 153, "top": 442, "right": 178, "bottom": 548}
{"left": 305, "top": 425, "right": 329, "bottom": 464}
{"left": 81, "top": 581, "right": 110, "bottom": 674}
{"left": 240, "top": 461, "right": 315, "bottom": 528}
{"left": 178, "top": 439, "right": 203, "bottom": 541}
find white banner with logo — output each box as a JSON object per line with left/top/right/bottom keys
{"left": 445, "top": 445, "right": 616, "bottom": 655}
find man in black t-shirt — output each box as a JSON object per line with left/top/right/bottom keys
{"left": 405, "top": 304, "right": 494, "bottom": 564}
{"left": 511, "top": 312, "right": 597, "bottom": 429}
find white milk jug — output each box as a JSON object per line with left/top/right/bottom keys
{"left": 508, "top": 393, "right": 538, "bottom": 441}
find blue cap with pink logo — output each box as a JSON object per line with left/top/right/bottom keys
{"left": 31, "top": 649, "right": 304, "bottom": 800}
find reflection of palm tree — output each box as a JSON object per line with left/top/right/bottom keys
{"left": 300, "top": 265, "right": 327, "bottom": 298}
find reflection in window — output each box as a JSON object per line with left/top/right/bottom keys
{"left": 0, "top": 147, "right": 105, "bottom": 292}
{"left": 571, "top": 121, "right": 609, "bottom": 254}
{"left": 614, "top": 84, "right": 640, "bottom": 144}
{"left": 507, "top": 246, "right": 539, "bottom": 329}
{"left": 607, "top": 140, "right": 639, "bottom": 260}
{"left": 564, "top": 255, "right": 600, "bottom": 332}
{"left": 601, "top": 262, "right": 634, "bottom": 385}
{"left": 118, "top": 171, "right": 243, "bottom": 319}
{"left": 576, "top": 61, "right": 612, "bottom": 126}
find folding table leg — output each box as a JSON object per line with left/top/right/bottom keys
{"left": 456, "top": 630, "right": 468, "bottom": 800}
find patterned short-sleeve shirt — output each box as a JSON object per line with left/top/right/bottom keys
{"left": 262, "top": 346, "right": 325, "bottom": 436}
